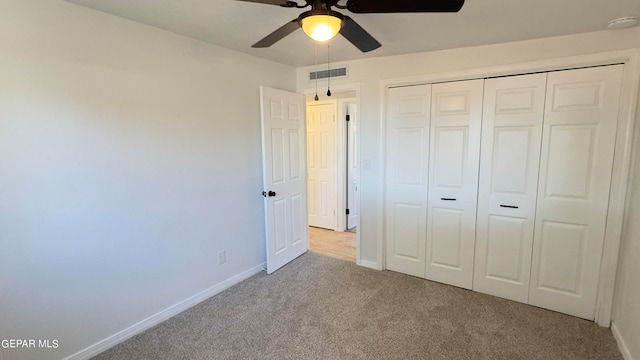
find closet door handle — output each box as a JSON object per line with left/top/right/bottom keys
{"left": 441, "top": 198, "right": 456, "bottom": 201}
{"left": 500, "top": 205, "right": 519, "bottom": 209}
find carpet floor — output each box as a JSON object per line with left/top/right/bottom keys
{"left": 93, "top": 252, "right": 622, "bottom": 360}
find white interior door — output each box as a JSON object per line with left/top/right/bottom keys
{"left": 385, "top": 85, "right": 431, "bottom": 277}
{"left": 529, "top": 65, "right": 623, "bottom": 319}
{"left": 425, "top": 79, "right": 483, "bottom": 289}
{"left": 346, "top": 102, "right": 358, "bottom": 230}
{"left": 307, "top": 102, "right": 337, "bottom": 230}
{"left": 260, "top": 86, "right": 308, "bottom": 274}
{"left": 473, "top": 73, "right": 547, "bottom": 303}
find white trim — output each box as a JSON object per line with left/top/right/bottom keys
{"left": 358, "top": 259, "right": 379, "bottom": 270}
{"left": 612, "top": 322, "right": 634, "bottom": 360}
{"left": 596, "top": 49, "right": 640, "bottom": 326}
{"left": 64, "top": 263, "right": 266, "bottom": 360}
{"left": 377, "top": 80, "right": 387, "bottom": 270}
{"left": 377, "top": 49, "right": 640, "bottom": 324}
{"left": 338, "top": 97, "right": 358, "bottom": 233}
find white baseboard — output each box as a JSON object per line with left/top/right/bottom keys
{"left": 358, "top": 259, "right": 379, "bottom": 270}
{"left": 64, "top": 263, "right": 266, "bottom": 360}
{"left": 612, "top": 322, "right": 634, "bottom": 360}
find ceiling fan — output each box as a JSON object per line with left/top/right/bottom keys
{"left": 237, "top": 0, "right": 465, "bottom": 52}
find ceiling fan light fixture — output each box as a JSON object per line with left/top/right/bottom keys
{"left": 301, "top": 13, "right": 343, "bottom": 42}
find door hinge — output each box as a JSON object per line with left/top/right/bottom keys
{"left": 346, "top": 114, "right": 350, "bottom": 122}
{"left": 346, "top": 209, "right": 350, "bottom": 215}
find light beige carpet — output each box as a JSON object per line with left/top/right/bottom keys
{"left": 93, "top": 252, "right": 622, "bottom": 359}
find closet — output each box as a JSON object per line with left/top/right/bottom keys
{"left": 384, "top": 64, "right": 624, "bottom": 320}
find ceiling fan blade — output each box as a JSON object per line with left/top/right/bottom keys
{"left": 252, "top": 19, "right": 300, "bottom": 48}
{"left": 340, "top": 16, "right": 381, "bottom": 53}
{"left": 236, "top": 0, "right": 300, "bottom": 7}
{"left": 346, "top": 0, "right": 465, "bottom": 13}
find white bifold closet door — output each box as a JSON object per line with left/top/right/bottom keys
{"left": 473, "top": 73, "right": 547, "bottom": 303}
{"left": 385, "top": 85, "right": 431, "bottom": 277}
{"left": 529, "top": 65, "right": 623, "bottom": 319}
{"left": 425, "top": 79, "right": 483, "bottom": 289}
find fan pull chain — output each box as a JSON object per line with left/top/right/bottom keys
{"left": 326, "top": 44, "right": 332, "bottom": 97}
{"left": 314, "top": 44, "right": 319, "bottom": 101}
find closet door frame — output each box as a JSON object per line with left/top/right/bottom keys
{"left": 378, "top": 49, "right": 640, "bottom": 327}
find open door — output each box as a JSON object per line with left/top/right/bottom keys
{"left": 260, "top": 86, "right": 308, "bottom": 274}
{"left": 346, "top": 101, "right": 358, "bottom": 230}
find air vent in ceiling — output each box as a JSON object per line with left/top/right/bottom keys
{"left": 309, "top": 66, "right": 348, "bottom": 81}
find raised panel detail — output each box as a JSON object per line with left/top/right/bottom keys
{"left": 288, "top": 103, "right": 299, "bottom": 120}
{"left": 393, "top": 203, "right": 421, "bottom": 259}
{"left": 289, "top": 130, "right": 300, "bottom": 181}
{"left": 491, "top": 127, "right": 532, "bottom": 194}
{"left": 273, "top": 198, "right": 287, "bottom": 254}
{"left": 307, "top": 180, "right": 316, "bottom": 216}
{"left": 271, "top": 129, "right": 285, "bottom": 184}
{"left": 485, "top": 216, "right": 526, "bottom": 283}
{"left": 430, "top": 208, "right": 463, "bottom": 269}
{"left": 307, "top": 132, "right": 316, "bottom": 168}
{"left": 321, "top": 131, "right": 329, "bottom": 169}
{"left": 434, "top": 128, "right": 467, "bottom": 188}
{"left": 551, "top": 81, "right": 603, "bottom": 112}
{"left": 321, "top": 180, "right": 329, "bottom": 216}
{"left": 537, "top": 221, "right": 587, "bottom": 295}
{"left": 398, "top": 96, "right": 427, "bottom": 116}
{"left": 290, "top": 195, "right": 302, "bottom": 245}
{"left": 396, "top": 128, "right": 424, "bottom": 185}
{"left": 495, "top": 88, "right": 537, "bottom": 114}
{"left": 436, "top": 93, "right": 470, "bottom": 116}
{"left": 270, "top": 100, "right": 283, "bottom": 119}
{"left": 545, "top": 125, "right": 596, "bottom": 199}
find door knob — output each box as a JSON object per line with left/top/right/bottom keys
{"left": 268, "top": 191, "right": 276, "bottom": 197}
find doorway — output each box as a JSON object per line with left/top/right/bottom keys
{"left": 305, "top": 89, "right": 359, "bottom": 262}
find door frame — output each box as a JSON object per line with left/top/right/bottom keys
{"left": 340, "top": 98, "right": 358, "bottom": 230}
{"left": 378, "top": 49, "right": 640, "bottom": 327}
{"left": 302, "top": 83, "right": 363, "bottom": 265}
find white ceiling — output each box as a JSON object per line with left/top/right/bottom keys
{"left": 66, "top": 0, "right": 640, "bottom": 67}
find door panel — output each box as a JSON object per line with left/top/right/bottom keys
{"left": 307, "top": 103, "right": 337, "bottom": 230}
{"left": 430, "top": 207, "right": 463, "bottom": 268}
{"left": 385, "top": 85, "right": 431, "bottom": 277}
{"left": 537, "top": 221, "right": 587, "bottom": 294}
{"left": 485, "top": 215, "right": 527, "bottom": 283}
{"left": 261, "top": 86, "right": 308, "bottom": 274}
{"left": 425, "top": 79, "right": 483, "bottom": 289}
{"left": 433, "top": 128, "right": 467, "bottom": 187}
{"left": 473, "top": 73, "right": 547, "bottom": 303}
{"left": 393, "top": 203, "right": 422, "bottom": 259}
{"left": 529, "top": 65, "right": 623, "bottom": 319}
{"left": 544, "top": 125, "right": 596, "bottom": 199}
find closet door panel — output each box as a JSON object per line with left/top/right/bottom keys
{"left": 425, "top": 79, "right": 483, "bottom": 289}
{"left": 529, "top": 65, "right": 623, "bottom": 319}
{"left": 473, "top": 73, "right": 547, "bottom": 303}
{"left": 385, "top": 85, "right": 431, "bottom": 277}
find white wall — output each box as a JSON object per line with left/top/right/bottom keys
{"left": 0, "top": 0, "right": 295, "bottom": 359}
{"left": 296, "top": 26, "right": 640, "bottom": 266}
{"left": 613, "top": 90, "right": 640, "bottom": 359}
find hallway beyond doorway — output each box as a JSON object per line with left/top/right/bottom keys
{"left": 308, "top": 226, "right": 356, "bottom": 262}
